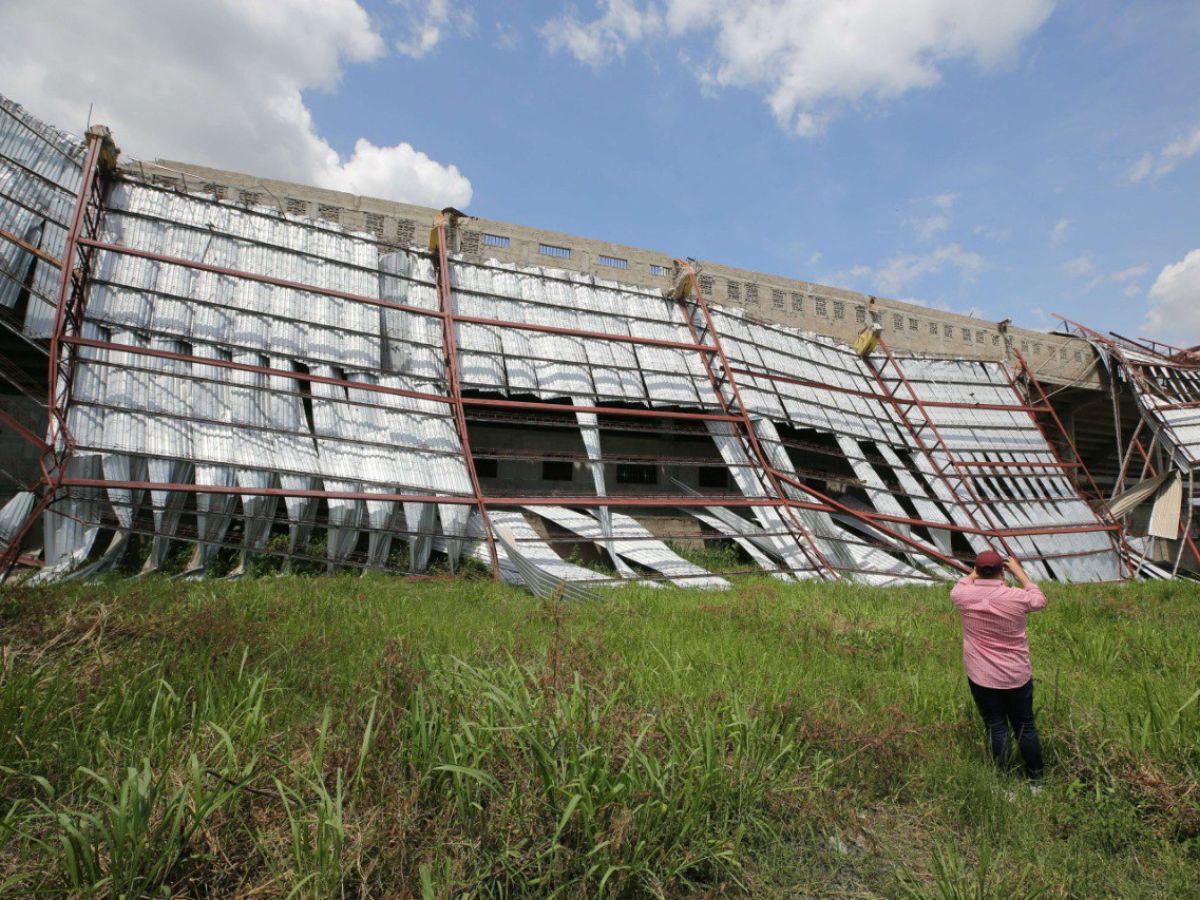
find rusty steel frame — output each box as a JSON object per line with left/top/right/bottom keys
{"left": 0, "top": 128, "right": 109, "bottom": 577}
{"left": 1007, "top": 347, "right": 1134, "bottom": 576}
{"left": 670, "top": 262, "right": 836, "bottom": 578}
{"left": 863, "top": 335, "right": 1021, "bottom": 560}
{"left": 432, "top": 215, "right": 500, "bottom": 578}
{"left": 0, "top": 156, "right": 1138, "bottom": 582}
{"left": 672, "top": 263, "right": 973, "bottom": 575}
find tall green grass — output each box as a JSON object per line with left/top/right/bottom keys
{"left": 0, "top": 574, "right": 1197, "bottom": 895}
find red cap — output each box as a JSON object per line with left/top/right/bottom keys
{"left": 975, "top": 550, "right": 1003, "bottom": 570}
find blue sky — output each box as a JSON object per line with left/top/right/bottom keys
{"left": 3, "top": 0, "right": 1197, "bottom": 340}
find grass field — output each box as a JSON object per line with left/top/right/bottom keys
{"left": 1, "top": 574, "right": 1198, "bottom": 897}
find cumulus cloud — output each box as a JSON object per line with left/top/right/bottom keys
{"left": 0, "top": 0, "right": 473, "bottom": 208}
{"left": 544, "top": 0, "right": 1054, "bottom": 134}
{"left": 1129, "top": 125, "right": 1200, "bottom": 183}
{"left": 1144, "top": 250, "right": 1200, "bottom": 338}
{"left": 394, "top": 0, "right": 476, "bottom": 58}
{"left": 874, "top": 242, "right": 986, "bottom": 294}
{"left": 1061, "top": 253, "right": 1095, "bottom": 277}
{"left": 1050, "top": 217, "right": 1070, "bottom": 246}
{"left": 542, "top": 0, "right": 662, "bottom": 66}
{"left": 907, "top": 192, "right": 957, "bottom": 240}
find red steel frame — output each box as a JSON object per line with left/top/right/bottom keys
{"left": 9, "top": 152, "right": 1125, "bottom": 580}
{"left": 864, "top": 335, "right": 1020, "bottom": 560}
{"left": 671, "top": 263, "right": 971, "bottom": 574}
{"left": 1, "top": 127, "right": 111, "bottom": 577}
{"left": 669, "top": 262, "right": 836, "bottom": 578}
{"left": 432, "top": 214, "right": 500, "bottom": 578}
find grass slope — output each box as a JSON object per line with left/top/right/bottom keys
{"left": 1, "top": 575, "right": 1198, "bottom": 896}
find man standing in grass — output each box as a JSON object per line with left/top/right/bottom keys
{"left": 951, "top": 550, "right": 1046, "bottom": 781}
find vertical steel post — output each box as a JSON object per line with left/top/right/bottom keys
{"left": 864, "top": 335, "right": 1018, "bottom": 559}
{"left": 432, "top": 213, "right": 500, "bottom": 579}
{"left": 671, "top": 261, "right": 838, "bottom": 578}
{"left": 0, "top": 128, "right": 108, "bottom": 579}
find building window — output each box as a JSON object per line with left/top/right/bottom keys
{"left": 992, "top": 334, "right": 1000, "bottom": 346}
{"left": 728, "top": 281, "right": 741, "bottom": 301}
{"left": 1034, "top": 342, "right": 1043, "bottom": 354}
{"left": 745, "top": 284, "right": 759, "bottom": 305}
{"left": 833, "top": 301, "right": 845, "bottom": 320}
{"left": 1021, "top": 340, "right": 1029, "bottom": 351}
{"left": 930, "top": 322, "right": 938, "bottom": 336}
{"left": 616, "top": 463, "right": 657, "bottom": 485}
{"left": 698, "top": 466, "right": 730, "bottom": 489}
{"left": 698, "top": 274, "right": 715, "bottom": 295}
{"left": 792, "top": 292, "right": 804, "bottom": 312}
{"left": 484, "top": 233, "right": 509, "bottom": 248}
{"left": 771, "top": 289, "right": 785, "bottom": 309}
{"left": 893, "top": 314, "right": 904, "bottom": 331}
{"left": 542, "top": 460, "right": 574, "bottom": 481}
{"left": 649, "top": 264, "right": 667, "bottom": 276}
{"left": 285, "top": 197, "right": 309, "bottom": 216}
{"left": 1074, "top": 350, "right": 1082, "bottom": 362}
{"left": 475, "top": 458, "right": 498, "bottom": 478}
{"left": 815, "top": 297, "right": 828, "bottom": 316}
{"left": 855, "top": 306, "right": 866, "bottom": 324}
{"left": 598, "top": 254, "right": 628, "bottom": 269}
{"left": 539, "top": 243, "right": 571, "bottom": 259}
{"left": 908, "top": 317, "right": 918, "bottom": 332}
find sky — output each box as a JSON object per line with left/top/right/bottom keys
{"left": 0, "top": 0, "right": 1197, "bottom": 342}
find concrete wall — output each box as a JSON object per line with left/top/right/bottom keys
{"left": 128, "top": 158, "right": 1099, "bottom": 387}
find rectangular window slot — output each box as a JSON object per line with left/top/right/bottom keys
{"left": 483, "top": 233, "right": 509, "bottom": 248}
{"left": 616, "top": 463, "right": 658, "bottom": 485}
{"left": 539, "top": 243, "right": 571, "bottom": 259}
{"left": 598, "top": 254, "right": 628, "bottom": 269}
{"left": 650, "top": 264, "right": 667, "bottom": 275}
{"left": 542, "top": 460, "right": 574, "bottom": 481}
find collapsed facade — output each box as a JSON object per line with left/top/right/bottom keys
{"left": 0, "top": 94, "right": 1195, "bottom": 594}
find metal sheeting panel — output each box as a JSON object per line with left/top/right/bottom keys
{"left": 878, "top": 356, "right": 1121, "bottom": 582}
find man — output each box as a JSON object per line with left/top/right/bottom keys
{"left": 950, "top": 550, "right": 1046, "bottom": 781}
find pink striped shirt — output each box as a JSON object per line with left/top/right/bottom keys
{"left": 950, "top": 577, "right": 1047, "bottom": 689}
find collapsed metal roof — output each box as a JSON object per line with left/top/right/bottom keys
{"left": 0, "top": 93, "right": 1166, "bottom": 591}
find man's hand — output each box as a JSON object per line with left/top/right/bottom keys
{"left": 1005, "top": 557, "right": 1034, "bottom": 587}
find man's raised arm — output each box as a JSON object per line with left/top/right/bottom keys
{"left": 1006, "top": 557, "right": 1046, "bottom": 610}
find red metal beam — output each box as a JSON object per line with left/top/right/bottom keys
{"left": 434, "top": 215, "right": 500, "bottom": 578}
{"left": 75, "top": 237, "right": 717, "bottom": 355}
{"left": 1131, "top": 437, "right": 1200, "bottom": 570}
{"left": 0, "top": 223, "right": 61, "bottom": 267}
{"left": 1, "top": 129, "right": 107, "bottom": 578}
{"left": 728, "top": 365, "right": 1052, "bottom": 413}
{"left": 672, "top": 263, "right": 972, "bottom": 575}
{"left": 864, "top": 336, "right": 1017, "bottom": 559}
{"left": 0, "top": 407, "right": 47, "bottom": 452}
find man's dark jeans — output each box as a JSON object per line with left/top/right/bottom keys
{"left": 967, "top": 678, "right": 1044, "bottom": 780}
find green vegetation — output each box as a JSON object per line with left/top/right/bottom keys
{"left": 0, "top": 575, "right": 1197, "bottom": 896}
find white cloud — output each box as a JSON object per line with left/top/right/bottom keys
{"left": 0, "top": 0, "right": 473, "bottom": 208}
{"left": 1129, "top": 125, "right": 1200, "bottom": 183}
{"left": 906, "top": 192, "right": 956, "bottom": 239}
{"left": 544, "top": 1, "right": 1054, "bottom": 134}
{"left": 910, "top": 213, "right": 950, "bottom": 240}
{"left": 1050, "top": 217, "right": 1070, "bottom": 246}
{"left": 1061, "top": 253, "right": 1095, "bottom": 277}
{"left": 874, "top": 243, "right": 986, "bottom": 294}
{"left": 1144, "top": 249, "right": 1200, "bottom": 338}
{"left": 394, "top": 0, "right": 475, "bottom": 58}
{"left": 541, "top": 0, "right": 662, "bottom": 66}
